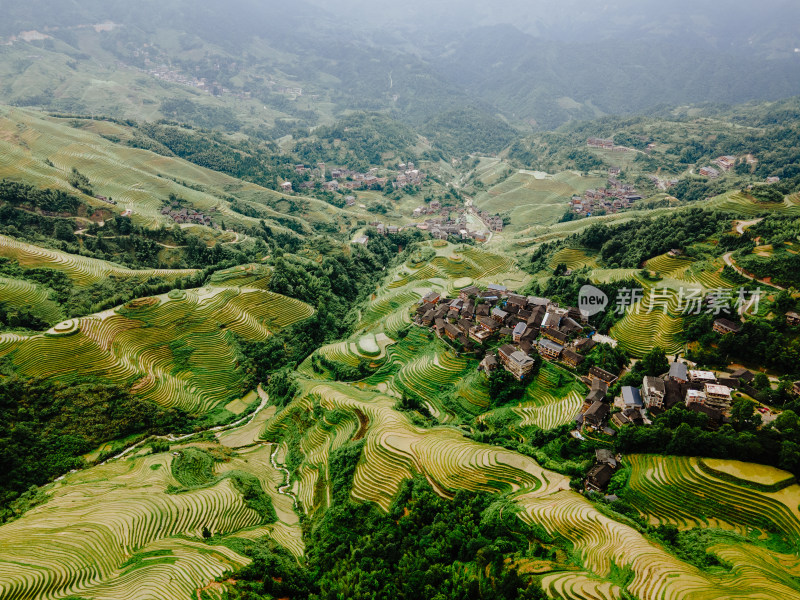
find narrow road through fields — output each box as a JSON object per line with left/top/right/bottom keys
{"left": 735, "top": 218, "right": 763, "bottom": 235}
{"left": 722, "top": 252, "right": 784, "bottom": 291}
{"left": 82, "top": 385, "right": 272, "bottom": 471}
{"left": 270, "top": 443, "right": 299, "bottom": 509}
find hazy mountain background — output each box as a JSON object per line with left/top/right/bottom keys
{"left": 1, "top": 0, "right": 799, "bottom": 131}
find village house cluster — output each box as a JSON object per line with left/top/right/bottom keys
{"left": 409, "top": 201, "right": 499, "bottom": 242}
{"left": 393, "top": 162, "right": 426, "bottom": 189}
{"left": 699, "top": 154, "right": 761, "bottom": 179}
{"left": 130, "top": 49, "right": 255, "bottom": 100}
{"left": 570, "top": 169, "right": 644, "bottom": 216}
{"left": 581, "top": 311, "right": 800, "bottom": 475}
{"left": 413, "top": 286, "right": 595, "bottom": 380}
{"left": 160, "top": 202, "right": 216, "bottom": 227}
{"left": 131, "top": 46, "right": 308, "bottom": 101}
{"left": 285, "top": 161, "right": 425, "bottom": 194}
{"left": 582, "top": 363, "right": 765, "bottom": 491}
{"left": 646, "top": 174, "right": 680, "bottom": 190}
{"left": 476, "top": 210, "right": 505, "bottom": 233}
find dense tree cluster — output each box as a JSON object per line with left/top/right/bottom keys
{"left": 615, "top": 404, "right": 800, "bottom": 477}
{"left": 241, "top": 230, "right": 424, "bottom": 382}
{"left": 421, "top": 106, "right": 518, "bottom": 156}
{"left": 0, "top": 179, "right": 82, "bottom": 213}
{"left": 295, "top": 113, "right": 419, "bottom": 170}
{"left": 685, "top": 313, "right": 800, "bottom": 379}
{"left": 158, "top": 99, "right": 242, "bottom": 131}
{"left": 0, "top": 375, "right": 193, "bottom": 520}
{"left": 134, "top": 123, "right": 299, "bottom": 191}
{"left": 729, "top": 216, "right": 800, "bottom": 287}
{"left": 575, "top": 209, "right": 731, "bottom": 268}
{"left": 227, "top": 445, "right": 549, "bottom": 600}
{"left": 488, "top": 367, "right": 537, "bottom": 407}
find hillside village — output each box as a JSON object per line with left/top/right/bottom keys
{"left": 569, "top": 168, "right": 645, "bottom": 216}
{"left": 284, "top": 161, "right": 426, "bottom": 193}
{"left": 412, "top": 281, "right": 797, "bottom": 493}
{"left": 353, "top": 200, "right": 504, "bottom": 246}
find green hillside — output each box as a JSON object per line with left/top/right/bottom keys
{"left": 2, "top": 5, "right": 800, "bottom": 597}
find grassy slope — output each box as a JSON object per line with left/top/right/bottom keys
{"left": 0, "top": 106, "right": 357, "bottom": 234}
{"left": 0, "top": 33, "right": 293, "bottom": 129}
{"left": 0, "top": 273, "right": 313, "bottom": 415}
{"left": 472, "top": 169, "right": 607, "bottom": 233}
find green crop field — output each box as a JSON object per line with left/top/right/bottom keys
{"left": 515, "top": 488, "right": 800, "bottom": 600}
{"left": 0, "top": 107, "right": 354, "bottom": 234}
{"left": 604, "top": 252, "right": 737, "bottom": 357}
{"left": 512, "top": 364, "right": 586, "bottom": 430}
{"left": 0, "top": 284, "right": 313, "bottom": 413}
{"left": 5, "top": 16, "right": 800, "bottom": 599}
{"left": 3, "top": 219, "right": 800, "bottom": 600}
{"left": 705, "top": 190, "right": 800, "bottom": 217}
{"left": 0, "top": 234, "right": 197, "bottom": 286}
{"left": 626, "top": 454, "right": 800, "bottom": 539}
{"left": 473, "top": 170, "right": 606, "bottom": 232}
{"left": 269, "top": 380, "right": 569, "bottom": 514}
{"left": 0, "top": 275, "right": 63, "bottom": 325}
{"left": 0, "top": 442, "right": 300, "bottom": 600}
{"left": 548, "top": 247, "right": 600, "bottom": 271}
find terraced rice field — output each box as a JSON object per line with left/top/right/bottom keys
{"left": 0, "top": 108, "right": 350, "bottom": 234}
{"left": 548, "top": 247, "right": 600, "bottom": 271}
{"left": 460, "top": 246, "right": 517, "bottom": 280}
{"left": 359, "top": 288, "right": 423, "bottom": 330}
{"left": 645, "top": 254, "right": 694, "bottom": 277}
{"left": 282, "top": 381, "right": 570, "bottom": 512}
{"left": 589, "top": 268, "right": 639, "bottom": 284}
{"left": 515, "top": 489, "right": 800, "bottom": 600}
{"left": 0, "top": 275, "right": 63, "bottom": 325}
{"left": 207, "top": 263, "right": 272, "bottom": 289}
{"left": 392, "top": 350, "right": 473, "bottom": 419}
{"left": 266, "top": 377, "right": 800, "bottom": 599}
{"left": 0, "top": 439, "right": 303, "bottom": 600}
{"left": 608, "top": 252, "right": 738, "bottom": 356}
{"left": 706, "top": 191, "right": 800, "bottom": 217}
{"left": 473, "top": 170, "right": 605, "bottom": 232}
{"left": 0, "top": 285, "right": 313, "bottom": 413}
{"left": 625, "top": 454, "right": 800, "bottom": 539}
{"left": 0, "top": 234, "right": 197, "bottom": 286}
{"left": 389, "top": 244, "right": 521, "bottom": 292}
{"left": 540, "top": 572, "right": 621, "bottom": 600}
{"left": 360, "top": 329, "right": 472, "bottom": 418}
{"left": 611, "top": 295, "right": 685, "bottom": 357}
{"left": 702, "top": 458, "right": 796, "bottom": 488}
{"left": 513, "top": 366, "right": 585, "bottom": 430}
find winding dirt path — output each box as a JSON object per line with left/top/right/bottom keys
{"left": 722, "top": 252, "right": 784, "bottom": 291}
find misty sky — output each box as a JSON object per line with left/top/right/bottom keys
{"left": 305, "top": 0, "right": 800, "bottom": 49}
